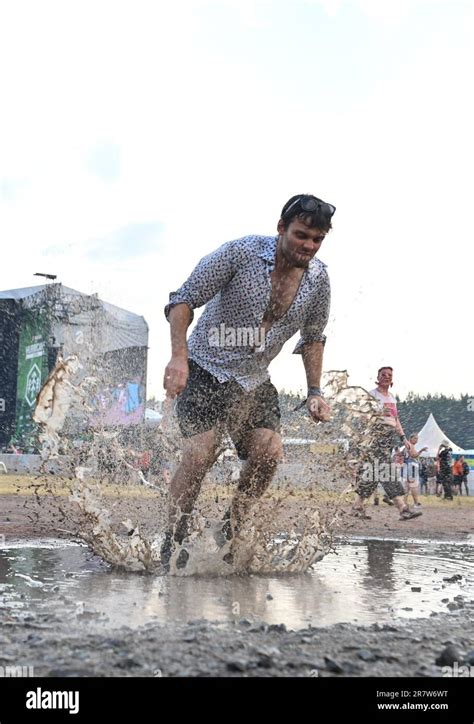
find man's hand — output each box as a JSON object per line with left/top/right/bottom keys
{"left": 163, "top": 356, "right": 189, "bottom": 398}
{"left": 307, "top": 395, "right": 332, "bottom": 423}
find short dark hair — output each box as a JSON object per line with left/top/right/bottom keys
{"left": 377, "top": 366, "right": 393, "bottom": 377}
{"left": 280, "top": 194, "right": 334, "bottom": 232}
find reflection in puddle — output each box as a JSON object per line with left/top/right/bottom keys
{"left": 0, "top": 538, "right": 472, "bottom": 631}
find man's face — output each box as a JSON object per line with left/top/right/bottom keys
{"left": 378, "top": 368, "right": 393, "bottom": 387}
{"left": 277, "top": 218, "right": 326, "bottom": 268}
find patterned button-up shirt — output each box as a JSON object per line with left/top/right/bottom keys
{"left": 165, "top": 235, "right": 330, "bottom": 391}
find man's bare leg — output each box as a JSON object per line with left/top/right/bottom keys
{"left": 229, "top": 429, "right": 283, "bottom": 538}
{"left": 353, "top": 491, "right": 417, "bottom": 519}
{"left": 392, "top": 494, "right": 408, "bottom": 512}
{"left": 161, "top": 428, "right": 219, "bottom": 568}
{"left": 168, "top": 428, "right": 220, "bottom": 533}
{"left": 352, "top": 492, "right": 372, "bottom": 518}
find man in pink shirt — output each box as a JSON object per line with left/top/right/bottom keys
{"left": 352, "top": 367, "right": 422, "bottom": 521}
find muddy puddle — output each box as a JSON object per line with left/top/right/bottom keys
{"left": 1, "top": 537, "right": 472, "bottom": 632}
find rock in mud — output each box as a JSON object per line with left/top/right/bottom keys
{"left": 324, "top": 656, "right": 344, "bottom": 674}
{"left": 435, "top": 645, "right": 460, "bottom": 666}
{"left": 465, "top": 650, "right": 474, "bottom": 665}
{"left": 341, "top": 661, "right": 362, "bottom": 674}
{"left": 226, "top": 659, "right": 250, "bottom": 672}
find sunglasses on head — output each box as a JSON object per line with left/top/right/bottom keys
{"left": 283, "top": 195, "right": 336, "bottom": 219}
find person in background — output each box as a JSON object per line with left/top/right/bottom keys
{"left": 452, "top": 457, "right": 464, "bottom": 495}
{"left": 403, "top": 433, "right": 428, "bottom": 508}
{"left": 419, "top": 457, "right": 428, "bottom": 496}
{"left": 437, "top": 441, "right": 454, "bottom": 500}
{"left": 352, "top": 367, "right": 421, "bottom": 521}
{"left": 435, "top": 457, "right": 443, "bottom": 496}
{"left": 426, "top": 457, "right": 437, "bottom": 495}
{"left": 459, "top": 455, "right": 470, "bottom": 496}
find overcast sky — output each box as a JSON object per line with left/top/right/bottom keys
{"left": 1, "top": 0, "right": 473, "bottom": 400}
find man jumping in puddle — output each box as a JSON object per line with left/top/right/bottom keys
{"left": 161, "top": 194, "right": 335, "bottom": 570}
{"left": 351, "top": 366, "right": 422, "bottom": 521}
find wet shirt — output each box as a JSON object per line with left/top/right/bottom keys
{"left": 369, "top": 388, "right": 399, "bottom": 427}
{"left": 165, "top": 235, "right": 331, "bottom": 391}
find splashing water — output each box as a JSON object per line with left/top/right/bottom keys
{"left": 32, "top": 361, "right": 384, "bottom": 576}
{"left": 32, "top": 355, "right": 94, "bottom": 461}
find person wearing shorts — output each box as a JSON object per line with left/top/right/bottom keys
{"left": 161, "top": 194, "right": 336, "bottom": 570}
{"left": 460, "top": 456, "right": 470, "bottom": 496}
{"left": 402, "top": 433, "right": 428, "bottom": 508}
{"left": 419, "top": 458, "right": 428, "bottom": 495}
{"left": 425, "top": 457, "right": 437, "bottom": 495}
{"left": 351, "top": 367, "right": 422, "bottom": 521}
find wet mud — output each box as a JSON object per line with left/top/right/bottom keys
{"left": 1, "top": 537, "right": 473, "bottom": 678}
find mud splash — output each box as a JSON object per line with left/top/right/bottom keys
{"left": 31, "top": 364, "right": 384, "bottom": 576}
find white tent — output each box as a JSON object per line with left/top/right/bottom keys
{"left": 416, "top": 413, "right": 464, "bottom": 457}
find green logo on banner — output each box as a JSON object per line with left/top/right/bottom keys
{"left": 13, "top": 314, "right": 50, "bottom": 449}
{"left": 25, "top": 363, "right": 42, "bottom": 407}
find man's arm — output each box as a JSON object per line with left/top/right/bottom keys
{"left": 164, "top": 238, "right": 244, "bottom": 322}
{"left": 163, "top": 238, "right": 244, "bottom": 398}
{"left": 292, "top": 269, "right": 330, "bottom": 355}
{"left": 394, "top": 414, "right": 406, "bottom": 439}
{"left": 413, "top": 445, "right": 428, "bottom": 457}
{"left": 294, "top": 270, "right": 331, "bottom": 423}
{"left": 301, "top": 341, "right": 332, "bottom": 423}
{"left": 163, "top": 304, "right": 192, "bottom": 397}
{"left": 302, "top": 340, "right": 324, "bottom": 389}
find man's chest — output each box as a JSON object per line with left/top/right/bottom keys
{"left": 218, "top": 258, "right": 316, "bottom": 330}
{"left": 263, "top": 270, "right": 305, "bottom": 324}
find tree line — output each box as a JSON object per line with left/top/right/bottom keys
{"left": 396, "top": 393, "right": 474, "bottom": 450}
{"left": 278, "top": 391, "right": 474, "bottom": 449}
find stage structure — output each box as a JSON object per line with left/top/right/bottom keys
{"left": 0, "top": 284, "right": 148, "bottom": 450}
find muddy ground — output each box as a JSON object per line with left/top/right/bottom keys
{"left": 1, "top": 479, "right": 473, "bottom": 678}
{"left": 1, "top": 601, "right": 473, "bottom": 678}
{"left": 1, "top": 476, "right": 473, "bottom": 542}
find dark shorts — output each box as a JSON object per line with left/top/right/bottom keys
{"left": 176, "top": 360, "right": 281, "bottom": 460}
